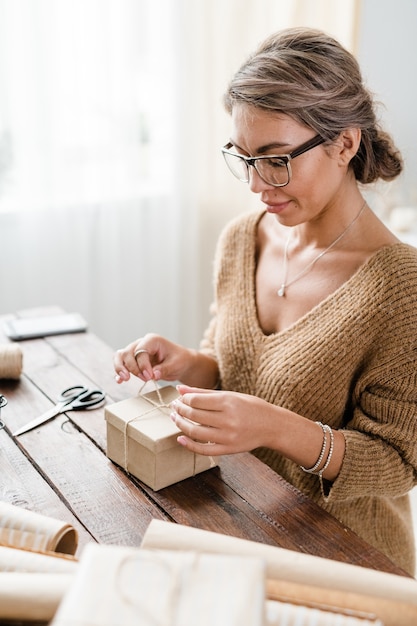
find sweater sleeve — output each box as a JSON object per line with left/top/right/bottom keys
{"left": 325, "top": 310, "right": 417, "bottom": 502}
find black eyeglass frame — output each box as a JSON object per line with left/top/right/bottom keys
{"left": 221, "top": 133, "right": 326, "bottom": 187}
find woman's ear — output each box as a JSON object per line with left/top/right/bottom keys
{"left": 336, "top": 128, "right": 362, "bottom": 166}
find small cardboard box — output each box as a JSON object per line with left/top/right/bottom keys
{"left": 51, "top": 543, "right": 266, "bottom": 626}
{"left": 105, "top": 385, "right": 217, "bottom": 490}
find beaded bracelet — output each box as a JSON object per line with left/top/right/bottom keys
{"left": 319, "top": 425, "right": 335, "bottom": 496}
{"left": 300, "top": 422, "right": 330, "bottom": 474}
{"left": 318, "top": 424, "right": 334, "bottom": 478}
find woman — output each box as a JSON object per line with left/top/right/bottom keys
{"left": 114, "top": 28, "right": 417, "bottom": 575}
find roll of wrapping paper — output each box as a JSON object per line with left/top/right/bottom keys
{"left": 0, "top": 545, "right": 78, "bottom": 573}
{"left": 0, "top": 343, "right": 23, "bottom": 379}
{"left": 141, "top": 520, "right": 417, "bottom": 626}
{"left": 265, "top": 598, "right": 383, "bottom": 625}
{"left": 0, "top": 502, "right": 78, "bottom": 555}
{"left": 0, "top": 544, "right": 78, "bottom": 623}
{"left": 0, "top": 572, "right": 74, "bottom": 622}
{"left": 265, "top": 579, "right": 417, "bottom": 626}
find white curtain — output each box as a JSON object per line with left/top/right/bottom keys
{"left": 0, "top": 0, "right": 176, "bottom": 211}
{"left": 0, "top": 0, "right": 359, "bottom": 349}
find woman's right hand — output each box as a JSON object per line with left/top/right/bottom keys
{"left": 113, "top": 333, "right": 219, "bottom": 388}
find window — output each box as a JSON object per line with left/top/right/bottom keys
{"left": 0, "top": 0, "right": 175, "bottom": 212}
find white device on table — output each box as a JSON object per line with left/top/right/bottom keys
{"left": 3, "top": 313, "right": 88, "bottom": 341}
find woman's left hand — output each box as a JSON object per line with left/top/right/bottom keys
{"left": 170, "top": 384, "right": 275, "bottom": 456}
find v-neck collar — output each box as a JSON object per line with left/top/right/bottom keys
{"left": 246, "top": 210, "right": 407, "bottom": 340}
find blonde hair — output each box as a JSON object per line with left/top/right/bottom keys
{"left": 224, "top": 28, "right": 402, "bottom": 184}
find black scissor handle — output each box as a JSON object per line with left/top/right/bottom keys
{"left": 59, "top": 385, "right": 88, "bottom": 403}
{"left": 70, "top": 389, "right": 106, "bottom": 410}
{"left": 0, "top": 394, "right": 7, "bottom": 430}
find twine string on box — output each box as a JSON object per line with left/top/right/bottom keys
{"left": 122, "top": 381, "right": 172, "bottom": 474}
{"left": 0, "top": 344, "right": 23, "bottom": 380}
{"left": 137, "top": 380, "right": 166, "bottom": 409}
{"left": 121, "top": 381, "right": 215, "bottom": 477}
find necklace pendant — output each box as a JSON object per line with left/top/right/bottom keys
{"left": 277, "top": 284, "right": 286, "bottom": 297}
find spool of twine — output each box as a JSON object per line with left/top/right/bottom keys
{"left": 0, "top": 344, "right": 23, "bottom": 380}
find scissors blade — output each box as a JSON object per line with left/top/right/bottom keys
{"left": 13, "top": 402, "right": 66, "bottom": 436}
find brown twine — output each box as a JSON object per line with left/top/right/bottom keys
{"left": 115, "top": 551, "right": 181, "bottom": 625}
{"left": 0, "top": 344, "right": 23, "bottom": 380}
{"left": 122, "top": 381, "right": 174, "bottom": 474}
{"left": 137, "top": 380, "right": 167, "bottom": 409}
{"left": 121, "top": 381, "right": 211, "bottom": 480}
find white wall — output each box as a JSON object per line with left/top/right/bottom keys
{"left": 356, "top": 0, "right": 417, "bottom": 212}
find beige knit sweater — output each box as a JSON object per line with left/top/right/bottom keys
{"left": 200, "top": 209, "right": 417, "bottom": 575}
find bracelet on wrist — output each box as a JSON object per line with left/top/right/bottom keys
{"left": 318, "top": 425, "right": 334, "bottom": 477}
{"left": 300, "top": 422, "right": 331, "bottom": 475}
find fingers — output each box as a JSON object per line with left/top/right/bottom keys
{"left": 170, "top": 401, "right": 220, "bottom": 455}
{"left": 113, "top": 337, "right": 160, "bottom": 383}
{"left": 176, "top": 384, "right": 216, "bottom": 397}
{"left": 133, "top": 348, "right": 161, "bottom": 382}
{"left": 173, "top": 417, "right": 217, "bottom": 446}
{"left": 113, "top": 351, "right": 132, "bottom": 384}
{"left": 170, "top": 393, "right": 224, "bottom": 447}
{"left": 176, "top": 435, "right": 219, "bottom": 456}
{"left": 170, "top": 397, "right": 218, "bottom": 425}
{"left": 114, "top": 334, "right": 191, "bottom": 384}
{"left": 174, "top": 387, "right": 223, "bottom": 414}
{"left": 115, "top": 370, "right": 129, "bottom": 384}
{"left": 170, "top": 388, "right": 253, "bottom": 455}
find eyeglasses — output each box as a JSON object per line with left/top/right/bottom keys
{"left": 221, "top": 134, "right": 325, "bottom": 187}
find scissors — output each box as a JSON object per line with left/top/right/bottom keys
{"left": 0, "top": 394, "right": 7, "bottom": 430}
{"left": 13, "top": 385, "right": 106, "bottom": 436}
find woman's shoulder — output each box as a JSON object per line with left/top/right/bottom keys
{"left": 212, "top": 210, "right": 264, "bottom": 280}
{"left": 360, "top": 242, "right": 417, "bottom": 301}
{"left": 369, "top": 242, "right": 417, "bottom": 274}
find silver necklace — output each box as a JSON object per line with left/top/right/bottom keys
{"left": 277, "top": 200, "right": 367, "bottom": 297}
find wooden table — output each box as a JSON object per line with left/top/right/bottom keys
{"left": 0, "top": 308, "right": 410, "bottom": 578}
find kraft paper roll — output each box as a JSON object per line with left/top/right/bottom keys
{"left": 0, "top": 502, "right": 78, "bottom": 555}
{"left": 266, "top": 579, "right": 417, "bottom": 626}
{"left": 0, "top": 545, "right": 78, "bottom": 573}
{"left": 0, "top": 343, "right": 23, "bottom": 379}
{"left": 0, "top": 572, "right": 74, "bottom": 622}
{"left": 265, "top": 599, "right": 382, "bottom": 625}
{"left": 141, "top": 520, "right": 417, "bottom": 621}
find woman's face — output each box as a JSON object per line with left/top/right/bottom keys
{"left": 229, "top": 104, "right": 348, "bottom": 226}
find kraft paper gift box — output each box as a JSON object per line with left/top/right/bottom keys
{"left": 105, "top": 385, "right": 217, "bottom": 490}
{"left": 51, "top": 543, "right": 266, "bottom": 626}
